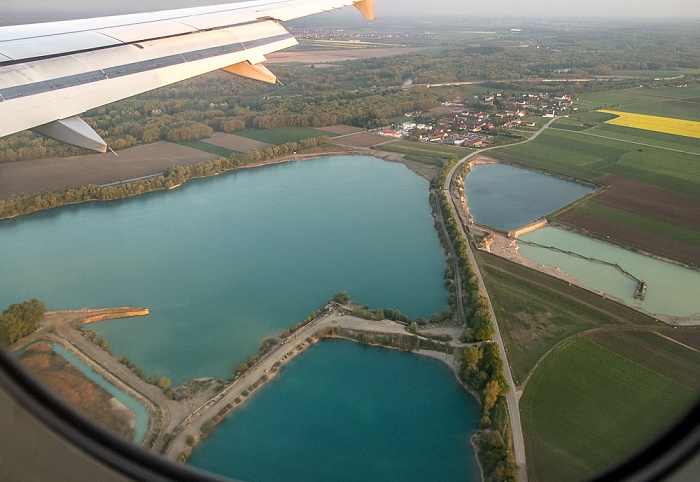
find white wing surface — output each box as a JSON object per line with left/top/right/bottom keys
{"left": 0, "top": 0, "right": 374, "bottom": 151}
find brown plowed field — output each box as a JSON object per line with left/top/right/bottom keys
{"left": 330, "top": 132, "right": 389, "bottom": 148}
{"left": 556, "top": 209, "right": 700, "bottom": 267}
{"left": 321, "top": 125, "right": 365, "bottom": 135}
{"left": 0, "top": 141, "right": 217, "bottom": 199}
{"left": 595, "top": 175, "right": 700, "bottom": 230}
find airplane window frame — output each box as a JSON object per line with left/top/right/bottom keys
{"left": 1, "top": 344, "right": 698, "bottom": 481}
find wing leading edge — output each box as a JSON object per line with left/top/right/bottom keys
{"left": 0, "top": 0, "right": 374, "bottom": 152}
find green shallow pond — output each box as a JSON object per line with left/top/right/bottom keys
{"left": 188, "top": 339, "right": 481, "bottom": 482}
{"left": 519, "top": 226, "right": 700, "bottom": 319}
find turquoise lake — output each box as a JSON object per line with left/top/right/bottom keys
{"left": 463, "top": 163, "right": 594, "bottom": 230}
{"left": 189, "top": 339, "right": 480, "bottom": 482}
{"left": 0, "top": 156, "right": 447, "bottom": 385}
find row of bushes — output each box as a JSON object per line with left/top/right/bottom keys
{"left": 316, "top": 325, "right": 454, "bottom": 355}
{"left": 114, "top": 353, "right": 175, "bottom": 399}
{"left": 0, "top": 136, "right": 330, "bottom": 220}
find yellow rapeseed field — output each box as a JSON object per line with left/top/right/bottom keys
{"left": 598, "top": 110, "right": 700, "bottom": 139}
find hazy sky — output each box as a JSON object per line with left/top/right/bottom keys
{"left": 3, "top": 0, "right": 700, "bottom": 20}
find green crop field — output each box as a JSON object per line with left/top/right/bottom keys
{"left": 180, "top": 140, "right": 237, "bottom": 157}
{"left": 577, "top": 85, "right": 700, "bottom": 122}
{"left": 233, "top": 127, "right": 336, "bottom": 145}
{"left": 521, "top": 334, "right": 699, "bottom": 482}
{"left": 483, "top": 264, "right": 623, "bottom": 384}
{"left": 479, "top": 252, "right": 654, "bottom": 384}
{"left": 374, "top": 140, "right": 469, "bottom": 165}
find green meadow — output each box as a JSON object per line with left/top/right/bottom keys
{"left": 232, "top": 127, "right": 337, "bottom": 145}
{"left": 521, "top": 334, "right": 699, "bottom": 481}
{"left": 180, "top": 139, "right": 238, "bottom": 157}
{"left": 374, "top": 140, "right": 470, "bottom": 165}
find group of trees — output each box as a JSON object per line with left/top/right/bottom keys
{"left": 432, "top": 159, "right": 515, "bottom": 480}
{"left": 0, "top": 299, "right": 46, "bottom": 346}
{"left": 458, "top": 343, "right": 517, "bottom": 481}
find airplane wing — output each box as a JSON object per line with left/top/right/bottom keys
{"left": 0, "top": 0, "right": 374, "bottom": 152}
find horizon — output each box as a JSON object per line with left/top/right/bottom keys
{"left": 2, "top": 0, "right": 699, "bottom": 21}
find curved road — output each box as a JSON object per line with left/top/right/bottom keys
{"left": 441, "top": 119, "right": 557, "bottom": 481}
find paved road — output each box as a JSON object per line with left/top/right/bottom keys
{"left": 440, "top": 120, "right": 559, "bottom": 482}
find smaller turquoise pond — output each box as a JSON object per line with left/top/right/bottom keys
{"left": 519, "top": 227, "right": 700, "bottom": 319}
{"left": 52, "top": 344, "right": 149, "bottom": 444}
{"left": 188, "top": 339, "right": 481, "bottom": 482}
{"left": 463, "top": 163, "right": 594, "bottom": 230}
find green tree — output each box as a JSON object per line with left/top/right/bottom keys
{"left": 0, "top": 299, "right": 46, "bottom": 345}
{"left": 158, "top": 376, "right": 172, "bottom": 390}
{"left": 375, "top": 308, "right": 385, "bottom": 320}
{"left": 333, "top": 290, "right": 350, "bottom": 304}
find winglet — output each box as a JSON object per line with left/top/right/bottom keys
{"left": 31, "top": 116, "right": 107, "bottom": 153}
{"left": 221, "top": 61, "right": 277, "bottom": 84}
{"left": 354, "top": 0, "right": 374, "bottom": 20}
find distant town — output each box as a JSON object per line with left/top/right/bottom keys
{"left": 378, "top": 91, "right": 576, "bottom": 147}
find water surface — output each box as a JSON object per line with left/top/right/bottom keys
{"left": 519, "top": 227, "right": 700, "bottom": 319}
{"left": 52, "top": 343, "right": 149, "bottom": 444}
{"left": 463, "top": 163, "right": 594, "bottom": 230}
{"left": 189, "top": 339, "right": 480, "bottom": 482}
{"left": 0, "top": 156, "right": 447, "bottom": 384}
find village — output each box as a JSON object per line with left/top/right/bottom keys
{"left": 377, "top": 91, "right": 576, "bottom": 147}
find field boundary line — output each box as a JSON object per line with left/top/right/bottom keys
{"left": 653, "top": 331, "right": 700, "bottom": 354}
{"left": 573, "top": 130, "right": 700, "bottom": 156}
{"left": 584, "top": 336, "right": 692, "bottom": 389}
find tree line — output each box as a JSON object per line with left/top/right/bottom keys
{"left": 0, "top": 136, "right": 330, "bottom": 220}
{"left": 431, "top": 159, "right": 494, "bottom": 342}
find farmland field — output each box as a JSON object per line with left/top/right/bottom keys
{"left": 521, "top": 334, "right": 699, "bottom": 482}
{"left": 232, "top": 127, "right": 337, "bottom": 145}
{"left": 180, "top": 139, "right": 237, "bottom": 157}
{"left": 576, "top": 85, "right": 700, "bottom": 122}
{"left": 479, "top": 252, "right": 654, "bottom": 385}
{"left": 487, "top": 85, "right": 700, "bottom": 264}
{"left": 598, "top": 110, "right": 700, "bottom": 139}
{"left": 373, "top": 139, "right": 470, "bottom": 165}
